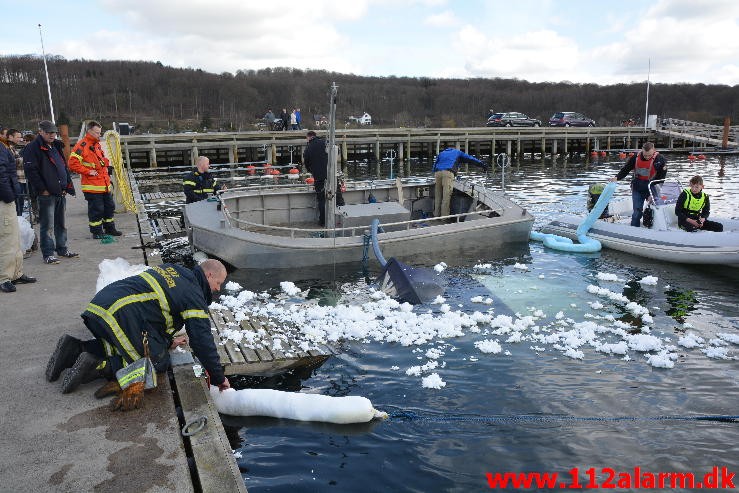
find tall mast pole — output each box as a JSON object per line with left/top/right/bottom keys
{"left": 325, "top": 82, "right": 338, "bottom": 231}
{"left": 38, "top": 24, "right": 56, "bottom": 123}
{"left": 643, "top": 58, "right": 650, "bottom": 130}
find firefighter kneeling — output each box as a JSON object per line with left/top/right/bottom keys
{"left": 45, "top": 260, "right": 231, "bottom": 411}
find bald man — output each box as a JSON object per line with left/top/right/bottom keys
{"left": 46, "top": 259, "right": 230, "bottom": 410}
{"left": 183, "top": 156, "right": 222, "bottom": 203}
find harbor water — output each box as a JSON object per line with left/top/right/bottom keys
{"left": 223, "top": 154, "right": 738, "bottom": 492}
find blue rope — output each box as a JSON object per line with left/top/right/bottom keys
{"left": 388, "top": 410, "right": 739, "bottom": 424}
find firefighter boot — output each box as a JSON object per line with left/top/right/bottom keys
{"left": 60, "top": 352, "right": 104, "bottom": 394}
{"left": 46, "top": 335, "right": 83, "bottom": 382}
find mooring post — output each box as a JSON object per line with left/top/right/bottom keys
{"left": 722, "top": 116, "right": 731, "bottom": 149}
{"left": 341, "top": 141, "right": 348, "bottom": 168}
{"left": 270, "top": 143, "right": 277, "bottom": 165}
{"left": 191, "top": 140, "right": 199, "bottom": 167}
{"left": 375, "top": 139, "right": 380, "bottom": 162}
{"left": 149, "top": 140, "right": 158, "bottom": 167}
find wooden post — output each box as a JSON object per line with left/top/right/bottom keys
{"left": 722, "top": 116, "right": 731, "bottom": 149}
{"left": 506, "top": 140, "right": 512, "bottom": 157}
{"left": 552, "top": 139, "right": 558, "bottom": 156}
{"left": 564, "top": 136, "right": 568, "bottom": 155}
{"left": 150, "top": 140, "right": 158, "bottom": 167}
{"left": 191, "top": 139, "right": 199, "bottom": 167}
{"left": 59, "top": 124, "right": 70, "bottom": 160}
{"left": 124, "top": 141, "right": 131, "bottom": 170}
{"left": 398, "top": 142, "right": 404, "bottom": 168}
{"left": 541, "top": 137, "right": 546, "bottom": 160}
{"left": 516, "top": 139, "right": 521, "bottom": 161}
{"left": 435, "top": 135, "right": 440, "bottom": 156}
{"left": 270, "top": 143, "right": 277, "bottom": 165}
{"left": 607, "top": 136, "right": 611, "bottom": 151}
{"left": 375, "top": 139, "right": 380, "bottom": 162}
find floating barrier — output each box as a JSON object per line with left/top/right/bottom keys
{"left": 210, "top": 386, "right": 387, "bottom": 424}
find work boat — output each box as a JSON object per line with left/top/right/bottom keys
{"left": 185, "top": 82, "right": 533, "bottom": 273}
{"left": 540, "top": 180, "right": 739, "bottom": 267}
{"left": 184, "top": 176, "right": 534, "bottom": 271}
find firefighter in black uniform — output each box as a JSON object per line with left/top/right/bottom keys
{"left": 183, "top": 156, "right": 221, "bottom": 203}
{"left": 46, "top": 259, "right": 231, "bottom": 410}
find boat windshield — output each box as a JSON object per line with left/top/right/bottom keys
{"left": 650, "top": 180, "right": 682, "bottom": 206}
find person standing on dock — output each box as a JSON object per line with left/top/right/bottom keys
{"left": 432, "top": 147, "right": 486, "bottom": 218}
{"left": 0, "top": 131, "right": 36, "bottom": 292}
{"left": 609, "top": 141, "right": 667, "bottom": 227}
{"left": 303, "top": 131, "right": 344, "bottom": 226}
{"left": 46, "top": 259, "right": 231, "bottom": 409}
{"left": 68, "top": 121, "right": 122, "bottom": 239}
{"left": 280, "top": 108, "right": 289, "bottom": 132}
{"left": 183, "top": 156, "right": 221, "bottom": 203}
{"left": 22, "top": 121, "right": 78, "bottom": 264}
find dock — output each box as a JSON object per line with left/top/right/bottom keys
{"left": 1, "top": 178, "right": 248, "bottom": 493}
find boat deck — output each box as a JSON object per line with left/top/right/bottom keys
{"left": 209, "top": 307, "right": 338, "bottom": 376}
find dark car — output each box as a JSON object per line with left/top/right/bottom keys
{"left": 548, "top": 112, "right": 596, "bottom": 127}
{"left": 486, "top": 112, "right": 542, "bottom": 127}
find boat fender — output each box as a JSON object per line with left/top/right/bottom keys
{"left": 210, "top": 386, "right": 388, "bottom": 424}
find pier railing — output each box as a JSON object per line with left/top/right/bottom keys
{"left": 658, "top": 118, "right": 738, "bottom": 148}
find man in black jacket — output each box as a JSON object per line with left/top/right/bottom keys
{"left": 182, "top": 156, "right": 221, "bottom": 203}
{"left": 46, "top": 259, "right": 231, "bottom": 410}
{"left": 303, "top": 131, "right": 344, "bottom": 226}
{"left": 21, "top": 121, "right": 78, "bottom": 264}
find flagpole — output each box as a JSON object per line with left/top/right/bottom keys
{"left": 38, "top": 23, "right": 56, "bottom": 123}
{"left": 643, "top": 58, "right": 650, "bottom": 130}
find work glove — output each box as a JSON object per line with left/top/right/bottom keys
{"left": 94, "top": 380, "right": 122, "bottom": 399}
{"left": 109, "top": 381, "right": 145, "bottom": 411}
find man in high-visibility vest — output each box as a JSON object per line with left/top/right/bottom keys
{"left": 45, "top": 259, "right": 231, "bottom": 411}
{"left": 68, "top": 121, "right": 122, "bottom": 238}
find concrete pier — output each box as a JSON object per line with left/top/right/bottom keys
{"left": 0, "top": 179, "right": 245, "bottom": 493}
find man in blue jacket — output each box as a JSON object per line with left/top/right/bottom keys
{"left": 432, "top": 147, "right": 486, "bottom": 217}
{"left": 21, "top": 121, "right": 78, "bottom": 264}
{"left": 46, "top": 259, "right": 231, "bottom": 410}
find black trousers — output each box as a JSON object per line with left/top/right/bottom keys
{"left": 314, "top": 179, "right": 345, "bottom": 226}
{"left": 84, "top": 192, "right": 116, "bottom": 234}
{"left": 678, "top": 217, "right": 724, "bottom": 232}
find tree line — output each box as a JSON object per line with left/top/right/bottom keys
{"left": 0, "top": 55, "right": 736, "bottom": 133}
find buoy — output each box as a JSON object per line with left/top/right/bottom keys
{"left": 590, "top": 151, "right": 598, "bottom": 157}
{"left": 271, "top": 169, "right": 281, "bottom": 175}
{"left": 599, "top": 151, "right": 606, "bottom": 157}
{"left": 246, "top": 165, "right": 256, "bottom": 175}
{"left": 688, "top": 155, "right": 696, "bottom": 161}
{"left": 629, "top": 152, "right": 635, "bottom": 157}
{"left": 618, "top": 152, "right": 626, "bottom": 159}
{"left": 697, "top": 154, "right": 706, "bottom": 160}
{"left": 306, "top": 177, "right": 315, "bottom": 185}
{"left": 287, "top": 168, "right": 300, "bottom": 179}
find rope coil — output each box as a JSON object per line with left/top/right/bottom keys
{"left": 103, "top": 130, "right": 138, "bottom": 213}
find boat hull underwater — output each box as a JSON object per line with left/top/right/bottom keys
{"left": 184, "top": 177, "right": 534, "bottom": 271}
{"left": 540, "top": 189, "right": 739, "bottom": 267}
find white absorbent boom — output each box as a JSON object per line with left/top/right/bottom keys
{"left": 210, "top": 386, "right": 388, "bottom": 424}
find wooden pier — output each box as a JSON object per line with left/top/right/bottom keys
{"left": 209, "top": 308, "right": 338, "bottom": 376}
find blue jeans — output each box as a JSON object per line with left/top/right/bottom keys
{"left": 38, "top": 194, "right": 68, "bottom": 257}
{"left": 631, "top": 188, "right": 650, "bottom": 227}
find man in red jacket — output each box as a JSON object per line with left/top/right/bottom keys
{"left": 68, "top": 121, "right": 122, "bottom": 238}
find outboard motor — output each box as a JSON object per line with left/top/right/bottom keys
{"left": 587, "top": 183, "right": 610, "bottom": 219}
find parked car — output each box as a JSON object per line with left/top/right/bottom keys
{"left": 548, "top": 112, "right": 596, "bottom": 127}
{"left": 487, "top": 112, "right": 542, "bottom": 127}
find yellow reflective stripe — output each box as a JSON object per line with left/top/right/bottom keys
{"left": 89, "top": 219, "right": 103, "bottom": 226}
{"left": 118, "top": 365, "right": 145, "bottom": 386}
{"left": 80, "top": 160, "right": 98, "bottom": 168}
{"left": 86, "top": 302, "right": 141, "bottom": 361}
{"left": 81, "top": 184, "right": 110, "bottom": 192}
{"left": 181, "top": 309, "right": 209, "bottom": 320}
{"left": 201, "top": 188, "right": 214, "bottom": 192}
{"left": 70, "top": 152, "right": 84, "bottom": 163}
{"left": 108, "top": 292, "right": 159, "bottom": 315}
{"left": 183, "top": 180, "right": 196, "bottom": 186}
{"left": 139, "top": 271, "right": 175, "bottom": 335}
{"left": 102, "top": 340, "right": 114, "bottom": 357}
{"left": 103, "top": 218, "right": 114, "bottom": 223}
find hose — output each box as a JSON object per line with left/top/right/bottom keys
{"left": 370, "top": 218, "right": 388, "bottom": 267}
{"left": 103, "top": 130, "right": 138, "bottom": 213}
{"left": 530, "top": 182, "right": 617, "bottom": 253}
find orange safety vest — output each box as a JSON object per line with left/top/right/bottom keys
{"left": 68, "top": 134, "right": 112, "bottom": 193}
{"left": 633, "top": 151, "right": 658, "bottom": 181}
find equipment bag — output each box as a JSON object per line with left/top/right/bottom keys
{"left": 115, "top": 332, "right": 157, "bottom": 390}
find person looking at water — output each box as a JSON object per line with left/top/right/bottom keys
{"left": 609, "top": 141, "right": 667, "bottom": 227}
{"left": 183, "top": 156, "right": 221, "bottom": 203}
{"left": 675, "top": 175, "right": 723, "bottom": 232}
{"left": 432, "top": 147, "right": 486, "bottom": 218}
{"left": 303, "top": 131, "right": 344, "bottom": 226}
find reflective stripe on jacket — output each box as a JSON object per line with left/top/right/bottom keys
{"left": 68, "top": 134, "right": 112, "bottom": 193}
{"left": 183, "top": 168, "right": 219, "bottom": 203}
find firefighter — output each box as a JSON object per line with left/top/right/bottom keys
{"left": 45, "top": 259, "right": 231, "bottom": 411}
{"left": 183, "top": 156, "right": 220, "bottom": 203}
{"left": 68, "top": 121, "right": 122, "bottom": 238}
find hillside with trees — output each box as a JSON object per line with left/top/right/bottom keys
{"left": 0, "top": 55, "right": 736, "bottom": 133}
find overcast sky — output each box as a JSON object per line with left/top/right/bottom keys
{"left": 5, "top": 0, "right": 738, "bottom": 85}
